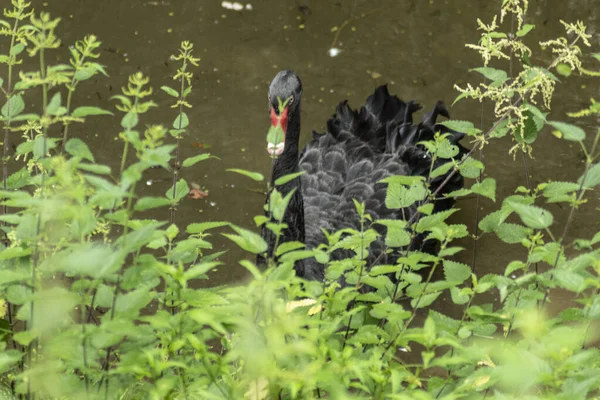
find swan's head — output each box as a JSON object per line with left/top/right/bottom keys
{"left": 267, "top": 70, "right": 303, "bottom": 156}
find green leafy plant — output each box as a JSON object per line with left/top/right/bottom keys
{"left": 0, "top": 0, "right": 599, "bottom": 399}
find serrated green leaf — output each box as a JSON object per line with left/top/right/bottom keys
{"left": 439, "top": 120, "right": 481, "bottom": 136}
{"left": 411, "top": 292, "right": 441, "bottom": 308}
{"left": 222, "top": 226, "right": 267, "bottom": 254}
{"left": 10, "top": 43, "right": 25, "bottom": 56}
{"left": 46, "top": 92, "right": 62, "bottom": 115}
{"left": 553, "top": 269, "right": 586, "bottom": 292}
{"left": 505, "top": 260, "right": 527, "bottom": 276}
{"left": 1, "top": 94, "right": 25, "bottom": 118}
{"left": 165, "top": 179, "right": 190, "bottom": 202}
{"left": 226, "top": 168, "right": 264, "bottom": 182}
{"left": 71, "top": 106, "right": 113, "bottom": 118}
{"left": 374, "top": 219, "right": 410, "bottom": 248}
{"left": 479, "top": 209, "right": 511, "bottom": 232}
{"left": 161, "top": 85, "right": 179, "bottom": 97}
{"left": 184, "top": 261, "right": 222, "bottom": 280}
{"left": 458, "top": 157, "right": 484, "bottom": 178}
{"left": 173, "top": 112, "right": 189, "bottom": 129}
{"left": 385, "top": 181, "right": 427, "bottom": 209}
{"left": 182, "top": 153, "right": 212, "bottom": 167}
{"left": 579, "top": 163, "right": 600, "bottom": 188}
{"left": 276, "top": 241, "right": 305, "bottom": 256}
{"left": 275, "top": 171, "right": 305, "bottom": 186}
{"left": 496, "top": 223, "right": 531, "bottom": 244}
{"left": 186, "top": 221, "right": 230, "bottom": 234}
{"left": 65, "top": 138, "right": 94, "bottom": 162}
{"left": 121, "top": 111, "right": 138, "bottom": 129}
{"left": 78, "top": 163, "right": 111, "bottom": 175}
{"left": 6, "top": 168, "right": 30, "bottom": 189}
{"left": 471, "top": 178, "right": 496, "bottom": 201}
{"left": 430, "top": 161, "right": 454, "bottom": 179}
{"left": 0, "top": 350, "right": 23, "bottom": 374}
{"left": 135, "top": 197, "right": 171, "bottom": 211}
{"left": 471, "top": 67, "right": 508, "bottom": 83}
{"left": 507, "top": 201, "right": 553, "bottom": 229}
{"left": 443, "top": 260, "right": 471, "bottom": 283}
{"left": 416, "top": 209, "right": 457, "bottom": 233}
{"left": 555, "top": 63, "right": 572, "bottom": 77}
{"left": 548, "top": 121, "right": 585, "bottom": 142}
{"left": 516, "top": 24, "right": 535, "bottom": 37}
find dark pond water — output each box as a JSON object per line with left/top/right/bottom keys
{"left": 11, "top": 0, "right": 600, "bottom": 315}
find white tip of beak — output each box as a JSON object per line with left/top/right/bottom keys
{"left": 267, "top": 142, "right": 285, "bottom": 156}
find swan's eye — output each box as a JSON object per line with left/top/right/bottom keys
{"left": 288, "top": 96, "right": 294, "bottom": 105}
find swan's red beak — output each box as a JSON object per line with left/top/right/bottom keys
{"left": 267, "top": 106, "right": 289, "bottom": 156}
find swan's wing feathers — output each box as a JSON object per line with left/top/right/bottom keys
{"left": 297, "top": 86, "right": 467, "bottom": 278}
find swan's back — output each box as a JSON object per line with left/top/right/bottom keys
{"left": 298, "top": 86, "right": 466, "bottom": 280}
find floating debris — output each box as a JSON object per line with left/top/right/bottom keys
{"left": 189, "top": 188, "right": 208, "bottom": 199}
{"left": 328, "top": 47, "right": 342, "bottom": 57}
{"left": 221, "top": 1, "right": 252, "bottom": 11}
{"left": 190, "top": 182, "right": 208, "bottom": 199}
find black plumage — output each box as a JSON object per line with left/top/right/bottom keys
{"left": 260, "top": 70, "right": 466, "bottom": 281}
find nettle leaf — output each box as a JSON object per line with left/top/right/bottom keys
{"left": 471, "top": 67, "right": 508, "bottom": 85}
{"left": 274, "top": 171, "right": 305, "bottom": 186}
{"left": 507, "top": 201, "right": 553, "bottom": 229}
{"left": 430, "top": 162, "right": 454, "bottom": 179}
{"left": 443, "top": 260, "right": 471, "bottom": 283}
{"left": 479, "top": 208, "right": 511, "bottom": 232}
{"left": 58, "top": 243, "right": 124, "bottom": 279}
{"left": 555, "top": 63, "right": 572, "bottom": 77}
{"left": 222, "top": 226, "right": 268, "bottom": 254}
{"left": 370, "top": 302, "right": 410, "bottom": 321}
{"left": 276, "top": 241, "right": 305, "bottom": 256}
{"left": 385, "top": 181, "right": 427, "bottom": 209}
{"left": 548, "top": 121, "right": 585, "bottom": 142}
{"left": 226, "top": 168, "right": 264, "bottom": 182}
{"left": 0, "top": 350, "right": 23, "bottom": 375}
{"left": 471, "top": 178, "right": 496, "bottom": 201}
{"left": 416, "top": 209, "right": 457, "bottom": 233}
{"left": 78, "top": 163, "right": 111, "bottom": 175}
{"left": 1, "top": 94, "right": 25, "bottom": 118}
{"left": 516, "top": 23, "right": 535, "bottom": 37}
{"left": 65, "top": 138, "right": 94, "bottom": 162}
{"left": 542, "top": 181, "right": 580, "bottom": 201}
{"left": 374, "top": 219, "right": 411, "bottom": 248}
{"left": 436, "top": 137, "right": 459, "bottom": 159}
{"left": 46, "top": 92, "right": 62, "bottom": 115}
{"left": 184, "top": 261, "right": 222, "bottom": 281}
{"left": 516, "top": 110, "right": 544, "bottom": 145}
{"left": 438, "top": 120, "right": 481, "bottom": 136}
{"left": 114, "top": 287, "right": 155, "bottom": 317}
{"left": 579, "top": 163, "right": 600, "bottom": 188}
{"left": 186, "top": 221, "right": 230, "bottom": 234}
{"left": 173, "top": 112, "right": 189, "bottom": 129}
{"left": 165, "top": 178, "right": 190, "bottom": 202}
{"left": 161, "top": 85, "right": 179, "bottom": 97}
{"left": 71, "top": 106, "right": 113, "bottom": 118}
{"left": 121, "top": 111, "right": 138, "bottom": 129}
{"left": 182, "top": 153, "right": 212, "bottom": 167}
{"left": 490, "top": 117, "right": 513, "bottom": 138}
{"left": 135, "top": 196, "right": 171, "bottom": 211}
{"left": 458, "top": 157, "right": 484, "bottom": 179}
{"left": 411, "top": 292, "right": 441, "bottom": 309}
{"left": 495, "top": 223, "right": 531, "bottom": 244}
{"left": 553, "top": 269, "right": 587, "bottom": 292}
{"left": 6, "top": 168, "right": 31, "bottom": 189}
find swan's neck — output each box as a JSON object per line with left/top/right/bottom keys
{"left": 267, "top": 108, "right": 305, "bottom": 255}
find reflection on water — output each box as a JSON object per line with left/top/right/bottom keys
{"left": 10, "top": 1, "right": 600, "bottom": 312}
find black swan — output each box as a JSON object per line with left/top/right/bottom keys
{"left": 260, "top": 70, "right": 466, "bottom": 281}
